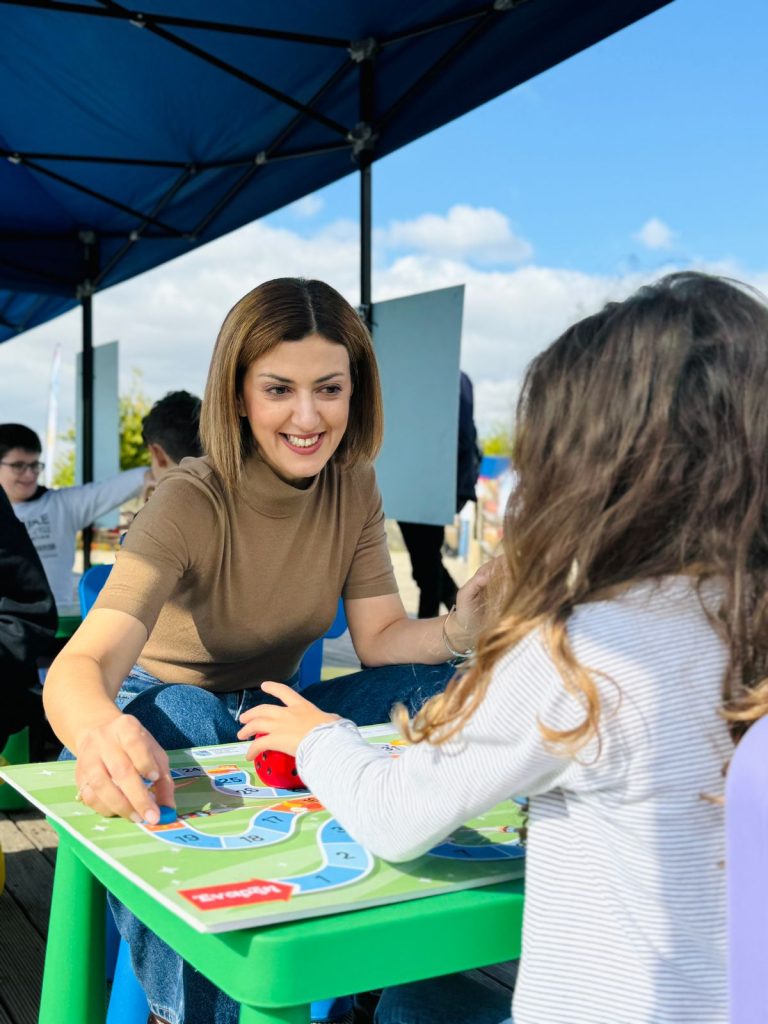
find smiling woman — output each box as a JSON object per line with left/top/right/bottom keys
{"left": 200, "top": 277, "right": 383, "bottom": 494}
{"left": 42, "top": 276, "right": 496, "bottom": 1024}
{"left": 237, "top": 335, "right": 352, "bottom": 486}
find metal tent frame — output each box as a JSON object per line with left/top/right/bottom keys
{"left": 0, "top": 0, "right": 671, "bottom": 563}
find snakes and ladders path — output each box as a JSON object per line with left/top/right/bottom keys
{"left": 140, "top": 760, "right": 523, "bottom": 898}
{"left": 141, "top": 763, "right": 375, "bottom": 894}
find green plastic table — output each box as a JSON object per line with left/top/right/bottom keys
{"left": 41, "top": 823, "right": 525, "bottom": 1024}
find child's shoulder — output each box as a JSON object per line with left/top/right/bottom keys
{"left": 574, "top": 575, "right": 715, "bottom": 629}
{"left": 495, "top": 576, "right": 722, "bottom": 688}
{"left": 566, "top": 575, "right": 725, "bottom": 671}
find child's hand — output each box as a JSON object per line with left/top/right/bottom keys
{"left": 237, "top": 682, "right": 340, "bottom": 759}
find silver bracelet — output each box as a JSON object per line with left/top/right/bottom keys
{"left": 442, "top": 605, "right": 475, "bottom": 660}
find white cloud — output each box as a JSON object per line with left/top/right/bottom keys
{"left": 381, "top": 204, "right": 533, "bottom": 265}
{"left": 635, "top": 217, "right": 675, "bottom": 250}
{"left": 473, "top": 378, "right": 520, "bottom": 436}
{"left": 0, "top": 211, "right": 761, "bottom": 456}
{"left": 286, "top": 193, "right": 324, "bottom": 219}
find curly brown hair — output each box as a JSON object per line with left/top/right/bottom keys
{"left": 403, "top": 271, "right": 768, "bottom": 752}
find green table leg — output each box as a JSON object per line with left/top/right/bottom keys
{"left": 239, "top": 1004, "right": 310, "bottom": 1024}
{"left": 40, "top": 839, "right": 106, "bottom": 1024}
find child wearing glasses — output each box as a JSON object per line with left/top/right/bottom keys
{"left": 241, "top": 271, "right": 761, "bottom": 1024}
{"left": 0, "top": 423, "right": 149, "bottom": 612}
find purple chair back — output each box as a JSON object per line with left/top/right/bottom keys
{"left": 726, "top": 713, "right": 768, "bottom": 1022}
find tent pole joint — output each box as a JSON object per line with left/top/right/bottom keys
{"left": 349, "top": 37, "right": 378, "bottom": 63}
{"left": 349, "top": 122, "right": 377, "bottom": 158}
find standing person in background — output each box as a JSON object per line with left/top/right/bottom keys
{"left": 0, "top": 423, "right": 150, "bottom": 611}
{"left": 0, "top": 487, "right": 56, "bottom": 752}
{"left": 399, "top": 371, "right": 482, "bottom": 617}
{"left": 141, "top": 390, "right": 203, "bottom": 494}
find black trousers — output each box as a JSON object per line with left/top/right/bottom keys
{"left": 398, "top": 521, "right": 458, "bottom": 618}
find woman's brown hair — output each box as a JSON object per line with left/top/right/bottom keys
{"left": 404, "top": 271, "right": 768, "bottom": 751}
{"left": 200, "top": 278, "right": 383, "bottom": 490}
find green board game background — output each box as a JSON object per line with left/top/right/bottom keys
{"left": 0, "top": 724, "right": 525, "bottom": 933}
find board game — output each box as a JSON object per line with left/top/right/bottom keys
{"left": 0, "top": 725, "right": 525, "bottom": 933}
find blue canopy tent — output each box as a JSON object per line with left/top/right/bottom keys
{"left": 0, "top": 0, "right": 670, "bottom": 560}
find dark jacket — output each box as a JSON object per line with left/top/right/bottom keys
{"left": 0, "top": 488, "right": 57, "bottom": 745}
{"left": 456, "top": 371, "right": 482, "bottom": 511}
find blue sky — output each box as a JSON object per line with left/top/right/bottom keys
{"left": 269, "top": 0, "right": 767, "bottom": 274}
{"left": 1, "top": 0, "right": 765, "bottom": 445}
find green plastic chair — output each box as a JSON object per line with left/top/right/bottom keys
{"left": 0, "top": 728, "right": 30, "bottom": 811}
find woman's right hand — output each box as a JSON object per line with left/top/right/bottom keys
{"left": 74, "top": 714, "right": 175, "bottom": 824}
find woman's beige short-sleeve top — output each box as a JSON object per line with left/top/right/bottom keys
{"left": 93, "top": 453, "right": 397, "bottom": 691}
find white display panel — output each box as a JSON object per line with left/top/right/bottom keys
{"left": 373, "top": 286, "right": 464, "bottom": 526}
{"left": 75, "top": 340, "right": 120, "bottom": 527}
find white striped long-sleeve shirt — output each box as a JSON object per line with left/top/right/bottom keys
{"left": 298, "top": 577, "right": 731, "bottom": 1024}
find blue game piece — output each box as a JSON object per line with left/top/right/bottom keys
{"left": 157, "top": 805, "right": 177, "bottom": 824}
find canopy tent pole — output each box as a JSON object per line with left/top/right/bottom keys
{"left": 360, "top": 161, "right": 372, "bottom": 328}
{"left": 354, "top": 41, "right": 377, "bottom": 330}
{"left": 78, "top": 231, "right": 98, "bottom": 572}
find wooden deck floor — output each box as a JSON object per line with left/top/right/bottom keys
{"left": 0, "top": 807, "right": 57, "bottom": 1024}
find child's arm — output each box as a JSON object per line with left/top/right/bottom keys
{"left": 240, "top": 653, "right": 574, "bottom": 862}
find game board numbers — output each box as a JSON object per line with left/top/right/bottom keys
{"left": 136, "top": 747, "right": 525, "bottom": 912}
{"left": 1, "top": 737, "right": 526, "bottom": 932}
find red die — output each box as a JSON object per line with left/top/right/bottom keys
{"left": 252, "top": 736, "right": 305, "bottom": 790}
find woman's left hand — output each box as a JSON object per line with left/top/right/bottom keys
{"left": 237, "top": 681, "right": 340, "bottom": 758}
{"left": 452, "top": 555, "right": 505, "bottom": 645}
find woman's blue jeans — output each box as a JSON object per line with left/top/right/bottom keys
{"left": 375, "top": 976, "right": 514, "bottom": 1024}
{"left": 108, "top": 660, "right": 458, "bottom": 1024}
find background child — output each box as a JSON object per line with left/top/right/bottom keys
{"left": 240, "top": 271, "right": 768, "bottom": 1024}
{"left": 0, "top": 422, "right": 149, "bottom": 610}
{"left": 140, "top": 389, "right": 203, "bottom": 488}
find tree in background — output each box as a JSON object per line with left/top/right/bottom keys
{"left": 52, "top": 426, "right": 76, "bottom": 487}
{"left": 119, "top": 370, "right": 152, "bottom": 470}
{"left": 52, "top": 370, "right": 152, "bottom": 487}
{"left": 479, "top": 421, "right": 514, "bottom": 457}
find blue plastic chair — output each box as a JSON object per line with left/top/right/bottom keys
{"left": 78, "top": 563, "right": 113, "bottom": 617}
{"left": 298, "top": 598, "right": 348, "bottom": 689}
{"left": 76, "top": 564, "right": 150, "bottom": 1020}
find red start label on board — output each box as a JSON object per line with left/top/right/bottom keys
{"left": 178, "top": 878, "right": 294, "bottom": 909}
